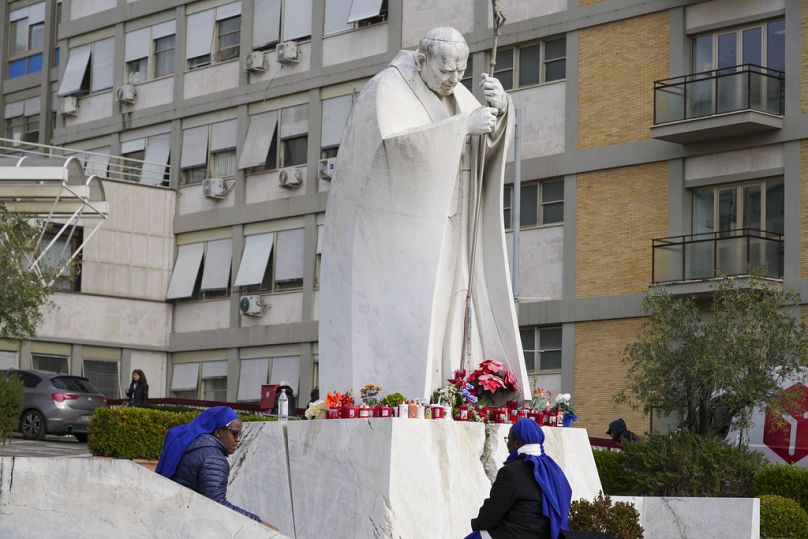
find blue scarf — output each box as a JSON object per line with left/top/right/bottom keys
{"left": 506, "top": 419, "right": 572, "bottom": 539}
{"left": 155, "top": 406, "right": 238, "bottom": 478}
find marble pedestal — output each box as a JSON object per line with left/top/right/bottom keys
{"left": 229, "top": 420, "right": 601, "bottom": 538}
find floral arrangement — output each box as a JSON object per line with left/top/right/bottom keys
{"left": 466, "top": 359, "right": 518, "bottom": 408}
{"left": 381, "top": 392, "right": 406, "bottom": 408}
{"left": 359, "top": 384, "right": 383, "bottom": 406}
{"left": 325, "top": 390, "right": 354, "bottom": 408}
{"left": 530, "top": 387, "right": 554, "bottom": 412}
{"left": 304, "top": 400, "right": 327, "bottom": 420}
{"left": 551, "top": 393, "right": 578, "bottom": 426}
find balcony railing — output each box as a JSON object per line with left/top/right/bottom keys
{"left": 652, "top": 228, "right": 783, "bottom": 284}
{"left": 654, "top": 64, "right": 784, "bottom": 125}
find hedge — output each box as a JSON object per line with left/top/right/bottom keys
{"left": 753, "top": 465, "right": 808, "bottom": 513}
{"left": 0, "top": 373, "right": 24, "bottom": 445}
{"left": 88, "top": 407, "right": 279, "bottom": 460}
{"left": 568, "top": 492, "right": 643, "bottom": 539}
{"left": 592, "top": 450, "right": 623, "bottom": 495}
{"left": 758, "top": 495, "right": 808, "bottom": 539}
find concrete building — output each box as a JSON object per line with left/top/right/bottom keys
{"left": 0, "top": 0, "right": 798, "bottom": 436}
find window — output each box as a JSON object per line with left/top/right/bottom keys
{"left": 38, "top": 225, "right": 82, "bottom": 292}
{"left": 216, "top": 16, "right": 241, "bottom": 62}
{"left": 57, "top": 38, "right": 115, "bottom": 97}
{"left": 238, "top": 105, "right": 308, "bottom": 172}
{"left": 690, "top": 19, "right": 785, "bottom": 117}
{"left": 324, "top": 0, "right": 387, "bottom": 35}
{"left": 181, "top": 119, "right": 237, "bottom": 184}
{"left": 504, "top": 179, "right": 564, "bottom": 229}
{"left": 493, "top": 36, "right": 566, "bottom": 91}
{"left": 125, "top": 21, "right": 176, "bottom": 83}
{"left": 692, "top": 178, "right": 784, "bottom": 235}
{"left": 82, "top": 360, "right": 119, "bottom": 398}
{"left": 171, "top": 362, "right": 200, "bottom": 398}
{"left": 166, "top": 239, "right": 233, "bottom": 301}
{"left": 235, "top": 229, "right": 304, "bottom": 293}
{"left": 7, "top": 3, "right": 46, "bottom": 79}
{"left": 201, "top": 360, "right": 228, "bottom": 401}
{"left": 186, "top": 3, "right": 241, "bottom": 70}
{"left": 237, "top": 358, "right": 268, "bottom": 402}
{"left": 32, "top": 354, "right": 69, "bottom": 374}
{"left": 520, "top": 326, "right": 562, "bottom": 373}
{"left": 253, "top": 0, "right": 313, "bottom": 50}
{"left": 320, "top": 95, "right": 352, "bottom": 158}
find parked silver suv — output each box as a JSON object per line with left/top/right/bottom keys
{"left": 6, "top": 369, "right": 108, "bottom": 443}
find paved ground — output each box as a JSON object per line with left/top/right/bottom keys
{"left": 0, "top": 433, "right": 90, "bottom": 458}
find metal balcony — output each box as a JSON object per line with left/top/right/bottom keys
{"left": 652, "top": 228, "right": 783, "bottom": 284}
{"left": 651, "top": 64, "right": 784, "bottom": 144}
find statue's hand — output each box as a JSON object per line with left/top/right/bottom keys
{"left": 467, "top": 106, "right": 498, "bottom": 135}
{"left": 480, "top": 74, "right": 507, "bottom": 114}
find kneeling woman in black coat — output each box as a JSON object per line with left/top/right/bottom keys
{"left": 466, "top": 419, "right": 573, "bottom": 539}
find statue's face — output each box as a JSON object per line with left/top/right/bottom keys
{"left": 418, "top": 44, "right": 468, "bottom": 97}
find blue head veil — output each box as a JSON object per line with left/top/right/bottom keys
{"left": 507, "top": 419, "right": 572, "bottom": 539}
{"left": 155, "top": 406, "right": 239, "bottom": 478}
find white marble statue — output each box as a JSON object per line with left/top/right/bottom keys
{"left": 320, "top": 26, "right": 530, "bottom": 401}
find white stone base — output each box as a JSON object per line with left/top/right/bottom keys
{"left": 612, "top": 496, "right": 760, "bottom": 539}
{"left": 0, "top": 457, "right": 284, "bottom": 539}
{"left": 229, "top": 420, "right": 601, "bottom": 538}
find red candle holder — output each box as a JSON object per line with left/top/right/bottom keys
{"left": 492, "top": 408, "right": 508, "bottom": 424}
{"left": 340, "top": 404, "right": 356, "bottom": 419}
{"left": 326, "top": 407, "right": 340, "bottom": 419}
{"left": 458, "top": 405, "right": 469, "bottom": 421}
{"left": 357, "top": 405, "right": 372, "bottom": 418}
{"left": 374, "top": 405, "right": 392, "bottom": 418}
{"left": 431, "top": 405, "right": 444, "bottom": 419}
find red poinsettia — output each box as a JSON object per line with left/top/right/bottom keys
{"left": 478, "top": 373, "right": 505, "bottom": 393}
{"left": 448, "top": 369, "right": 467, "bottom": 389}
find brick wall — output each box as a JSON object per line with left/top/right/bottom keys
{"left": 802, "top": 141, "right": 808, "bottom": 277}
{"left": 578, "top": 12, "right": 669, "bottom": 149}
{"left": 574, "top": 318, "right": 649, "bottom": 437}
{"left": 802, "top": 1, "right": 808, "bottom": 112}
{"left": 576, "top": 162, "right": 668, "bottom": 298}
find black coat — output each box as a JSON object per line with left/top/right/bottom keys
{"left": 170, "top": 433, "right": 260, "bottom": 521}
{"left": 471, "top": 454, "right": 551, "bottom": 539}
{"left": 126, "top": 381, "right": 149, "bottom": 407}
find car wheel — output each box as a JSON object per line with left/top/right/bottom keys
{"left": 20, "top": 409, "right": 47, "bottom": 440}
{"left": 73, "top": 433, "right": 88, "bottom": 443}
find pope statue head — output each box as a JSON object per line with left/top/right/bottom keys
{"left": 415, "top": 26, "right": 470, "bottom": 97}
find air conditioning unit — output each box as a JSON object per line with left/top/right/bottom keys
{"left": 318, "top": 157, "right": 337, "bottom": 180}
{"left": 244, "top": 51, "right": 266, "bottom": 72}
{"left": 240, "top": 295, "right": 263, "bottom": 316}
{"left": 278, "top": 167, "right": 303, "bottom": 189}
{"left": 115, "top": 84, "right": 137, "bottom": 104}
{"left": 202, "top": 177, "right": 226, "bottom": 199}
{"left": 276, "top": 41, "right": 299, "bottom": 64}
{"left": 60, "top": 96, "right": 79, "bottom": 116}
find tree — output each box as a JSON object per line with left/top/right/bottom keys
{"left": 619, "top": 275, "right": 808, "bottom": 437}
{"left": 0, "top": 203, "right": 55, "bottom": 339}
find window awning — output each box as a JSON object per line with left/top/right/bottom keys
{"left": 324, "top": 0, "right": 353, "bottom": 35}
{"left": 282, "top": 0, "right": 312, "bottom": 41}
{"left": 58, "top": 45, "right": 91, "bottom": 96}
{"left": 347, "top": 0, "right": 384, "bottom": 23}
{"left": 280, "top": 104, "right": 308, "bottom": 139}
{"left": 24, "top": 97, "right": 40, "bottom": 117}
{"left": 216, "top": 1, "right": 241, "bottom": 20}
{"left": 202, "top": 360, "right": 228, "bottom": 378}
{"left": 234, "top": 233, "right": 273, "bottom": 286}
{"left": 91, "top": 38, "right": 115, "bottom": 93}
{"left": 141, "top": 134, "right": 171, "bottom": 185}
{"left": 321, "top": 95, "right": 352, "bottom": 148}
{"left": 201, "top": 238, "right": 233, "bottom": 291}
{"left": 121, "top": 138, "right": 146, "bottom": 154}
{"left": 181, "top": 126, "right": 209, "bottom": 169}
{"left": 269, "top": 356, "right": 300, "bottom": 395}
{"left": 4, "top": 101, "right": 24, "bottom": 119}
{"left": 274, "top": 228, "right": 304, "bottom": 281}
{"left": 125, "top": 28, "right": 150, "bottom": 62}
{"left": 238, "top": 111, "right": 278, "bottom": 169}
{"left": 28, "top": 2, "right": 46, "bottom": 24}
{"left": 237, "top": 358, "right": 268, "bottom": 401}
{"left": 210, "top": 119, "right": 238, "bottom": 152}
{"left": 316, "top": 224, "right": 324, "bottom": 255}
{"left": 153, "top": 20, "right": 176, "bottom": 40}
{"left": 166, "top": 243, "right": 204, "bottom": 299}
{"left": 253, "top": 0, "right": 281, "bottom": 48}
{"left": 85, "top": 149, "right": 111, "bottom": 178}
{"left": 171, "top": 362, "right": 199, "bottom": 390}
{"left": 186, "top": 10, "right": 215, "bottom": 59}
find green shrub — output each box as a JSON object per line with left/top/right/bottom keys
{"left": 593, "top": 450, "right": 624, "bottom": 495}
{"left": 0, "top": 372, "right": 24, "bottom": 445}
{"left": 759, "top": 495, "right": 808, "bottom": 539}
{"left": 88, "top": 407, "right": 281, "bottom": 459}
{"left": 382, "top": 393, "right": 406, "bottom": 408}
{"left": 568, "top": 492, "right": 643, "bottom": 539}
{"left": 616, "top": 431, "right": 766, "bottom": 497}
{"left": 754, "top": 465, "right": 808, "bottom": 512}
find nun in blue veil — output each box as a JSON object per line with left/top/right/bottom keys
{"left": 465, "top": 419, "right": 573, "bottom": 539}
{"left": 155, "top": 406, "right": 269, "bottom": 525}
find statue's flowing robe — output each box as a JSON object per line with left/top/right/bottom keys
{"left": 320, "top": 51, "right": 530, "bottom": 400}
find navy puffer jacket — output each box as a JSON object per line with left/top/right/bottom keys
{"left": 170, "top": 433, "right": 260, "bottom": 521}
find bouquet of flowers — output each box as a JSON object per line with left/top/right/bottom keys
{"left": 466, "top": 359, "right": 518, "bottom": 408}
{"left": 359, "top": 384, "right": 383, "bottom": 407}
{"left": 325, "top": 390, "right": 354, "bottom": 408}
{"left": 304, "top": 400, "right": 327, "bottom": 420}
{"left": 530, "top": 387, "right": 554, "bottom": 412}
{"left": 551, "top": 393, "right": 578, "bottom": 426}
